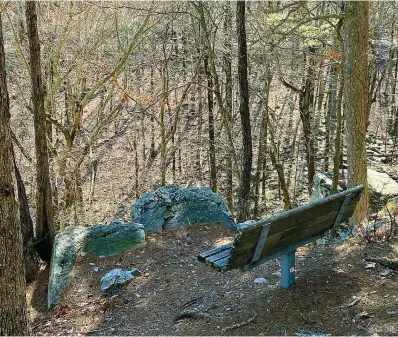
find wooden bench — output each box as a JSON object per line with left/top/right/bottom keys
{"left": 198, "top": 185, "right": 364, "bottom": 288}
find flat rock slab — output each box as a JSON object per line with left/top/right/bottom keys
{"left": 48, "top": 226, "right": 88, "bottom": 309}
{"left": 131, "top": 185, "right": 236, "bottom": 232}
{"left": 48, "top": 221, "right": 145, "bottom": 309}
{"left": 368, "top": 168, "right": 398, "bottom": 196}
{"left": 84, "top": 221, "right": 145, "bottom": 257}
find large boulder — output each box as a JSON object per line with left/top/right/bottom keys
{"left": 84, "top": 221, "right": 145, "bottom": 257}
{"left": 48, "top": 226, "right": 88, "bottom": 309}
{"left": 131, "top": 185, "right": 236, "bottom": 232}
{"left": 368, "top": 168, "right": 398, "bottom": 212}
{"left": 48, "top": 221, "right": 145, "bottom": 309}
{"left": 312, "top": 169, "right": 398, "bottom": 213}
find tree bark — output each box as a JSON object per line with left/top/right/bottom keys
{"left": 236, "top": 2, "right": 253, "bottom": 222}
{"left": 203, "top": 54, "right": 217, "bottom": 192}
{"left": 26, "top": 1, "right": 55, "bottom": 261}
{"left": 343, "top": 1, "right": 369, "bottom": 224}
{"left": 0, "top": 13, "right": 30, "bottom": 335}
{"left": 14, "top": 156, "right": 40, "bottom": 282}
{"left": 223, "top": 2, "right": 234, "bottom": 213}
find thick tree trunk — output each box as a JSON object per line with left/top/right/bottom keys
{"left": 0, "top": 13, "right": 30, "bottom": 335}
{"left": 343, "top": 1, "right": 369, "bottom": 224}
{"left": 26, "top": 1, "right": 55, "bottom": 262}
{"left": 236, "top": 2, "right": 253, "bottom": 222}
{"left": 14, "top": 157, "right": 40, "bottom": 282}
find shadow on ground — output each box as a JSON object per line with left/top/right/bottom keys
{"left": 30, "top": 223, "right": 398, "bottom": 336}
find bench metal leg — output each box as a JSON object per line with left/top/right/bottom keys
{"left": 280, "top": 251, "right": 296, "bottom": 288}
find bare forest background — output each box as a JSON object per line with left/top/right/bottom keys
{"left": 1, "top": 1, "right": 398, "bottom": 335}
{"left": 4, "top": 1, "right": 397, "bottom": 230}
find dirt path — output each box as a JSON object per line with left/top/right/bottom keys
{"left": 30, "top": 223, "right": 398, "bottom": 336}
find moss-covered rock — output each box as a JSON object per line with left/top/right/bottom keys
{"left": 84, "top": 221, "right": 145, "bottom": 257}
{"left": 47, "top": 222, "right": 145, "bottom": 309}
{"left": 131, "top": 185, "right": 236, "bottom": 232}
{"left": 47, "top": 226, "right": 88, "bottom": 309}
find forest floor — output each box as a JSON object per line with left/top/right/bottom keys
{"left": 29, "top": 223, "right": 398, "bottom": 336}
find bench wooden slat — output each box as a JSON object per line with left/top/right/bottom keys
{"left": 206, "top": 248, "right": 232, "bottom": 263}
{"left": 198, "top": 242, "right": 233, "bottom": 261}
{"left": 214, "top": 256, "right": 230, "bottom": 269}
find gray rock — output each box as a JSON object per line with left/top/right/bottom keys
{"left": 84, "top": 221, "right": 145, "bottom": 257}
{"left": 48, "top": 221, "right": 145, "bottom": 309}
{"left": 312, "top": 169, "right": 398, "bottom": 213}
{"left": 100, "top": 268, "right": 142, "bottom": 292}
{"left": 368, "top": 168, "right": 398, "bottom": 212}
{"left": 131, "top": 185, "right": 236, "bottom": 232}
{"left": 48, "top": 226, "right": 88, "bottom": 309}
{"left": 311, "top": 172, "right": 342, "bottom": 200}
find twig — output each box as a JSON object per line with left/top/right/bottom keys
{"left": 222, "top": 315, "right": 257, "bottom": 333}
{"left": 347, "top": 296, "right": 361, "bottom": 308}
{"left": 85, "top": 322, "right": 122, "bottom": 335}
{"left": 180, "top": 296, "right": 204, "bottom": 309}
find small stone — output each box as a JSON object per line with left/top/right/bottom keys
{"left": 100, "top": 268, "right": 141, "bottom": 292}
{"left": 254, "top": 277, "right": 268, "bottom": 284}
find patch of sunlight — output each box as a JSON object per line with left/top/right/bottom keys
{"left": 213, "top": 237, "right": 233, "bottom": 247}
{"left": 333, "top": 241, "right": 361, "bottom": 256}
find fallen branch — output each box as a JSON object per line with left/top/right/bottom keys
{"left": 222, "top": 315, "right": 257, "bottom": 333}
{"left": 173, "top": 310, "right": 210, "bottom": 323}
{"left": 85, "top": 322, "right": 123, "bottom": 335}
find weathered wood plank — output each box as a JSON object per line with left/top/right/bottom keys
{"left": 235, "top": 189, "right": 362, "bottom": 244}
{"left": 228, "top": 203, "right": 357, "bottom": 263}
{"left": 197, "top": 186, "right": 364, "bottom": 274}
{"left": 198, "top": 242, "right": 233, "bottom": 261}
{"left": 227, "top": 204, "right": 358, "bottom": 269}
{"left": 206, "top": 248, "right": 232, "bottom": 263}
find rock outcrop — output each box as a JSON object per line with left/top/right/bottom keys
{"left": 311, "top": 169, "right": 398, "bottom": 212}
{"left": 368, "top": 168, "right": 398, "bottom": 212}
{"left": 131, "top": 185, "right": 236, "bottom": 232}
{"left": 48, "top": 221, "right": 145, "bottom": 309}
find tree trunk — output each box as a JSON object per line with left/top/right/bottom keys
{"left": 343, "top": 1, "right": 369, "bottom": 224}
{"left": 223, "top": 3, "right": 234, "bottom": 213}
{"left": 332, "top": 20, "right": 345, "bottom": 193}
{"left": 203, "top": 54, "right": 217, "bottom": 192}
{"left": 254, "top": 73, "right": 271, "bottom": 218}
{"left": 14, "top": 156, "right": 40, "bottom": 282}
{"left": 324, "top": 65, "right": 337, "bottom": 172}
{"left": 0, "top": 13, "right": 30, "bottom": 334}
{"left": 236, "top": 2, "right": 253, "bottom": 222}
{"left": 26, "top": 1, "right": 55, "bottom": 262}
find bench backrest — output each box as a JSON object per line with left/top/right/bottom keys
{"left": 227, "top": 185, "right": 364, "bottom": 270}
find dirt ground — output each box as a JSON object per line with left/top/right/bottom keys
{"left": 29, "top": 223, "right": 398, "bottom": 336}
